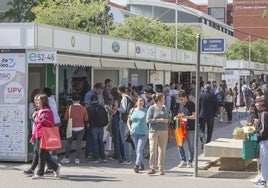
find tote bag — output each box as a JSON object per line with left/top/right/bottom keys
{"left": 40, "top": 127, "right": 62, "bottom": 150}
{"left": 66, "top": 106, "right": 72, "bottom": 139}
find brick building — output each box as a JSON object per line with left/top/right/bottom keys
{"left": 233, "top": 0, "right": 268, "bottom": 41}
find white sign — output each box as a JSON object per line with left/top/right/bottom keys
{"left": 27, "top": 50, "right": 57, "bottom": 64}
{"left": 0, "top": 52, "right": 27, "bottom": 161}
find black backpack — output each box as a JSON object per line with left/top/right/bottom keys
{"left": 93, "top": 104, "right": 108, "bottom": 127}
{"left": 121, "top": 96, "right": 135, "bottom": 122}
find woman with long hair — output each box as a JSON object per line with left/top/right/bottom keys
{"left": 110, "top": 87, "right": 125, "bottom": 161}
{"left": 29, "top": 94, "right": 61, "bottom": 179}
{"left": 127, "top": 97, "right": 148, "bottom": 173}
{"left": 224, "top": 88, "right": 235, "bottom": 123}
{"left": 146, "top": 93, "right": 169, "bottom": 175}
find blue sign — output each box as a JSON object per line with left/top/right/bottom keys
{"left": 201, "top": 38, "right": 225, "bottom": 53}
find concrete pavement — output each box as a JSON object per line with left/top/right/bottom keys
{"left": 0, "top": 107, "right": 257, "bottom": 188}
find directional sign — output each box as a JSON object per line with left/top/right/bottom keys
{"left": 201, "top": 38, "right": 225, "bottom": 53}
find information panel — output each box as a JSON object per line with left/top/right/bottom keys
{"left": 0, "top": 50, "right": 27, "bottom": 161}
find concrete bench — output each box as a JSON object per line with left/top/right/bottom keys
{"left": 204, "top": 138, "right": 254, "bottom": 171}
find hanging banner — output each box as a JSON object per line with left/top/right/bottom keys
{"left": 0, "top": 50, "right": 27, "bottom": 161}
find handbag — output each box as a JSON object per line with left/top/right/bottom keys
{"left": 40, "top": 127, "right": 62, "bottom": 150}
{"left": 66, "top": 106, "right": 72, "bottom": 139}
{"left": 124, "top": 131, "right": 132, "bottom": 143}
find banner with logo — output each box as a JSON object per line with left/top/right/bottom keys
{"left": 0, "top": 50, "right": 27, "bottom": 161}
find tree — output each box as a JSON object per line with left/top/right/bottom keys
{"left": 0, "top": 0, "right": 43, "bottom": 22}
{"left": 264, "top": 8, "right": 268, "bottom": 18}
{"left": 109, "top": 16, "right": 200, "bottom": 51}
{"left": 32, "top": 0, "right": 113, "bottom": 34}
{"left": 226, "top": 39, "right": 268, "bottom": 64}
{"left": 226, "top": 40, "right": 250, "bottom": 61}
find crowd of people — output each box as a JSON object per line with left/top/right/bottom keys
{"left": 23, "top": 78, "right": 268, "bottom": 185}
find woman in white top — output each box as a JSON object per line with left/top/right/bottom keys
{"left": 224, "top": 88, "right": 236, "bottom": 123}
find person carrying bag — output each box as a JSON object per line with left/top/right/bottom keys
{"left": 27, "top": 94, "right": 61, "bottom": 179}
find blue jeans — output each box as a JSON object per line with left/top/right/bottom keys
{"left": 178, "top": 130, "right": 194, "bottom": 163}
{"left": 91, "top": 127, "right": 106, "bottom": 160}
{"left": 119, "top": 120, "right": 131, "bottom": 161}
{"left": 112, "top": 114, "right": 125, "bottom": 160}
{"left": 131, "top": 134, "right": 148, "bottom": 167}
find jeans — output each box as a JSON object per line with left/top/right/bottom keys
{"left": 112, "top": 114, "right": 125, "bottom": 160}
{"left": 178, "top": 130, "right": 194, "bottom": 163}
{"left": 119, "top": 120, "right": 131, "bottom": 161}
{"left": 199, "top": 117, "right": 215, "bottom": 143}
{"left": 260, "top": 140, "right": 268, "bottom": 181}
{"left": 65, "top": 129, "right": 84, "bottom": 160}
{"left": 92, "top": 127, "right": 106, "bottom": 160}
{"left": 131, "top": 134, "right": 148, "bottom": 167}
{"left": 85, "top": 127, "right": 93, "bottom": 157}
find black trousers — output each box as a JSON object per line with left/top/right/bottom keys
{"left": 199, "top": 117, "right": 215, "bottom": 143}
{"left": 225, "top": 102, "right": 233, "bottom": 121}
{"left": 34, "top": 138, "right": 58, "bottom": 176}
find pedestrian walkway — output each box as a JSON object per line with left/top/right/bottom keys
{"left": 0, "top": 108, "right": 256, "bottom": 188}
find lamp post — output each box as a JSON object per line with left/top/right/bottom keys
{"left": 175, "top": 0, "right": 178, "bottom": 50}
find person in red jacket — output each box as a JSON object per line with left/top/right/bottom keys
{"left": 25, "top": 94, "right": 61, "bottom": 179}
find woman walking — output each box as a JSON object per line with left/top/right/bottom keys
{"left": 29, "top": 94, "right": 61, "bottom": 179}
{"left": 127, "top": 97, "right": 148, "bottom": 173}
{"left": 146, "top": 93, "right": 169, "bottom": 175}
{"left": 224, "top": 88, "right": 235, "bottom": 123}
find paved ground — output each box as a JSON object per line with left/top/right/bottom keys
{"left": 0, "top": 107, "right": 257, "bottom": 188}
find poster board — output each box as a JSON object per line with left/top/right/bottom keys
{"left": 0, "top": 50, "right": 28, "bottom": 161}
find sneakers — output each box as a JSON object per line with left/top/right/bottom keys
{"left": 23, "top": 169, "right": 34, "bottom": 175}
{"left": 74, "top": 159, "right": 80, "bottom": 164}
{"left": 134, "top": 165, "right": 139, "bottom": 173}
{"left": 147, "top": 169, "right": 156, "bottom": 175}
{"left": 178, "top": 161, "right": 187, "bottom": 168}
{"left": 44, "top": 168, "right": 54, "bottom": 175}
{"left": 32, "top": 174, "right": 44, "bottom": 180}
{"left": 158, "top": 169, "right": 165, "bottom": 175}
{"left": 102, "top": 158, "right": 108, "bottom": 163}
{"left": 219, "top": 119, "right": 223, "bottom": 122}
{"left": 250, "top": 175, "right": 261, "bottom": 183}
{"left": 54, "top": 164, "right": 61, "bottom": 177}
{"left": 253, "top": 181, "right": 267, "bottom": 188}
{"left": 186, "top": 162, "right": 193, "bottom": 168}
{"left": 119, "top": 160, "right": 132, "bottom": 165}
{"left": 60, "top": 157, "right": 70, "bottom": 164}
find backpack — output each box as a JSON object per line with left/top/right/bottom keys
{"left": 93, "top": 104, "right": 109, "bottom": 127}
{"left": 121, "top": 96, "right": 135, "bottom": 122}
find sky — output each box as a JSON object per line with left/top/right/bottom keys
{"left": 110, "top": 0, "right": 233, "bottom": 6}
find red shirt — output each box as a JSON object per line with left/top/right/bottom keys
{"left": 64, "top": 104, "right": 88, "bottom": 128}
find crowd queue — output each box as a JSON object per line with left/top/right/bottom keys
{"left": 24, "top": 78, "right": 268, "bottom": 187}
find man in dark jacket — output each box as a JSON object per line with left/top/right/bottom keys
{"left": 199, "top": 84, "right": 219, "bottom": 146}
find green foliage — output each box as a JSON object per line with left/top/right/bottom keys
{"left": 32, "top": 0, "right": 113, "bottom": 34}
{"left": 109, "top": 16, "right": 200, "bottom": 51}
{"left": 264, "top": 9, "right": 268, "bottom": 18}
{"left": 226, "top": 39, "right": 268, "bottom": 64}
{"left": 0, "top": 0, "right": 44, "bottom": 22}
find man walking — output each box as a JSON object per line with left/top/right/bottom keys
{"left": 199, "top": 84, "right": 218, "bottom": 147}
